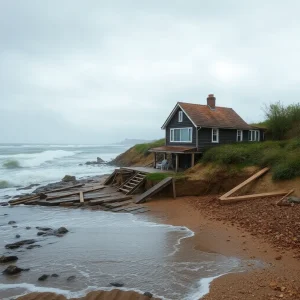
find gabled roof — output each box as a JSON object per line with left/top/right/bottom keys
{"left": 162, "top": 102, "right": 251, "bottom": 130}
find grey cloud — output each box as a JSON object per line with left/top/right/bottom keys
{"left": 0, "top": 1, "right": 299, "bottom": 143}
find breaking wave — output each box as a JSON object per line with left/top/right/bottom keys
{"left": 2, "top": 160, "right": 21, "bottom": 169}
{"left": 0, "top": 150, "right": 77, "bottom": 168}
{"left": 0, "top": 180, "right": 13, "bottom": 189}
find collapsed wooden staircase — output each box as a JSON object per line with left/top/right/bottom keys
{"left": 118, "top": 172, "right": 146, "bottom": 195}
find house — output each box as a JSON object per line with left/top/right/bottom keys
{"left": 149, "top": 94, "right": 265, "bottom": 171}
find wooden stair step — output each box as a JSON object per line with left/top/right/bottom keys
{"left": 119, "top": 188, "right": 131, "bottom": 193}
{"left": 103, "top": 200, "right": 134, "bottom": 209}
{"left": 89, "top": 195, "right": 132, "bottom": 205}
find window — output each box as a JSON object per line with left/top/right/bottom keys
{"left": 249, "top": 130, "right": 260, "bottom": 141}
{"left": 237, "top": 130, "right": 243, "bottom": 142}
{"left": 212, "top": 128, "right": 219, "bottom": 143}
{"left": 178, "top": 111, "right": 183, "bottom": 122}
{"left": 170, "top": 128, "right": 192, "bottom": 142}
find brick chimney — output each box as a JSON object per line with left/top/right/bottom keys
{"left": 207, "top": 94, "right": 216, "bottom": 109}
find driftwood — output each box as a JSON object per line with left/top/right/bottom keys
{"left": 89, "top": 195, "right": 132, "bottom": 206}
{"left": 9, "top": 195, "right": 40, "bottom": 206}
{"left": 219, "top": 167, "right": 290, "bottom": 204}
{"left": 47, "top": 186, "right": 105, "bottom": 200}
{"left": 219, "top": 167, "right": 270, "bottom": 201}
{"left": 276, "top": 189, "right": 295, "bottom": 206}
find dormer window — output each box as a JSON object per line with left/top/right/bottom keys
{"left": 178, "top": 111, "right": 183, "bottom": 122}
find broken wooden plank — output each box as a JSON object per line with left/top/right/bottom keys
{"left": 132, "top": 207, "right": 150, "bottom": 214}
{"left": 135, "top": 177, "right": 173, "bottom": 204}
{"left": 46, "top": 186, "right": 105, "bottom": 200}
{"left": 220, "top": 190, "right": 289, "bottom": 204}
{"left": 102, "top": 200, "right": 134, "bottom": 209}
{"left": 219, "top": 167, "right": 270, "bottom": 200}
{"left": 43, "top": 183, "right": 85, "bottom": 194}
{"left": 9, "top": 195, "right": 40, "bottom": 205}
{"left": 276, "top": 189, "right": 295, "bottom": 206}
{"left": 122, "top": 205, "right": 146, "bottom": 212}
{"left": 89, "top": 195, "right": 132, "bottom": 206}
{"left": 79, "top": 191, "right": 84, "bottom": 203}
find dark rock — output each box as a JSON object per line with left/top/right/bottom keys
{"left": 97, "top": 157, "right": 105, "bottom": 163}
{"left": 4, "top": 214, "right": 8, "bottom": 216}
{"left": 5, "top": 239, "right": 36, "bottom": 249}
{"left": 26, "top": 226, "right": 31, "bottom": 230}
{"left": 51, "top": 273, "right": 59, "bottom": 277}
{"left": 12, "top": 225, "right": 18, "bottom": 228}
{"left": 67, "top": 275, "right": 76, "bottom": 281}
{"left": 17, "top": 184, "right": 40, "bottom": 191}
{"left": 15, "top": 234, "right": 21, "bottom": 238}
{"left": 144, "top": 292, "right": 153, "bottom": 298}
{"left": 0, "top": 256, "right": 18, "bottom": 263}
{"left": 36, "top": 227, "right": 53, "bottom": 231}
{"left": 62, "top": 175, "right": 76, "bottom": 182}
{"left": 79, "top": 164, "right": 83, "bottom": 166}
{"left": 8, "top": 221, "right": 16, "bottom": 225}
{"left": 38, "top": 274, "right": 49, "bottom": 281}
{"left": 3, "top": 265, "right": 24, "bottom": 275}
{"left": 0, "top": 202, "right": 9, "bottom": 206}
{"left": 39, "top": 193, "right": 47, "bottom": 200}
{"left": 56, "top": 227, "right": 68, "bottom": 235}
{"left": 26, "top": 245, "right": 41, "bottom": 249}
{"left": 109, "top": 282, "right": 124, "bottom": 287}
{"left": 37, "top": 231, "right": 46, "bottom": 236}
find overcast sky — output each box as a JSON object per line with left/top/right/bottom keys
{"left": 1, "top": 1, "right": 299, "bottom": 143}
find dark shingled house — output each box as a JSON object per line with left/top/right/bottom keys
{"left": 150, "top": 94, "right": 265, "bottom": 171}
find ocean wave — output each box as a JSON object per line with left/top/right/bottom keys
{"left": 2, "top": 160, "right": 21, "bottom": 169}
{"left": 0, "top": 150, "right": 77, "bottom": 168}
{"left": 0, "top": 180, "right": 13, "bottom": 189}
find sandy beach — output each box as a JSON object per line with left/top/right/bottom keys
{"left": 12, "top": 194, "right": 300, "bottom": 300}
{"left": 145, "top": 196, "right": 300, "bottom": 300}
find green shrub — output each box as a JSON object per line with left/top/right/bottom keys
{"left": 146, "top": 173, "right": 170, "bottom": 181}
{"left": 272, "top": 155, "right": 300, "bottom": 180}
{"left": 258, "top": 148, "right": 285, "bottom": 167}
{"left": 134, "top": 139, "right": 165, "bottom": 156}
{"left": 285, "top": 138, "right": 300, "bottom": 150}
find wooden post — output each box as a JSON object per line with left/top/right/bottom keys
{"left": 172, "top": 178, "right": 176, "bottom": 199}
{"left": 191, "top": 153, "right": 195, "bottom": 167}
{"left": 175, "top": 154, "right": 179, "bottom": 172}
{"left": 79, "top": 191, "right": 84, "bottom": 203}
{"left": 164, "top": 152, "right": 167, "bottom": 159}
{"left": 154, "top": 152, "right": 157, "bottom": 168}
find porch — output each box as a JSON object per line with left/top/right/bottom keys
{"left": 149, "top": 146, "right": 202, "bottom": 172}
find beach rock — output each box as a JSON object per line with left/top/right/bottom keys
{"left": 97, "top": 157, "right": 104, "bottom": 163}
{"left": 26, "top": 226, "right": 31, "bottom": 230}
{"left": 109, "top": 282, "right": 124, "bottom": 287}
{"left": 56, "top": 227, "right": 68, "bottom": 235}
{"left": 62, "top": 175, "right": 76, "bottom": 182}
{"left": 67, "top": 275, "right": 76, "bottom": 281}
{"left": 0, "top": 202, "right": 9, "bottom": 206}
{"left": 15, "top": 234, "right": 21, "bottom": 239}
{"left": 5, "top": 239, "right": 36, "bottom": 249}
{"left": 51, "top": 273, "right": 59, "bottom": 277}
{"left": 36, "top": 227, "right": 53, "bottom": 231}
{"left": 144, "top": 292, "right": 153, "bottom": 298}
{"left": 275, "top": 255, "right": 282, "bottom": 260}
{"left": 85, "top": 157, "right": 105, "bottom": 165}
{"left": 26, "top": 245, "right": 41, "bottom": 249}
{"left": 3, "top": 265, "right": 25, "bottom": 275}
{"left": 8, "top": 221, "right": 16, "bottom": 225}
{"left": 0, "top": 256, "right": 18, "bottom": 263}
{"left": 38, "top": 274, "right": 49, "bottom": 281}
{"left": 17, "top": 184, "right": 40, "bottom": 191}
{"left": 37, "top": 231, "right": 46, "bottom": 236}
{"left": 12, "top": 225, "right": 18, "bottom": 228}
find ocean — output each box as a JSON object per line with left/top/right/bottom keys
{"left": 0, "top": 143, "right": 128, "bottom": 200}
{"left": 0, "top": 144, "right": 254, "bottom": 299}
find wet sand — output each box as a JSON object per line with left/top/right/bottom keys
{"left": 145, "top": 196, "right": 300, "bottom": 300}
{"left": 17, "top": 290, "right": 159, "bottom": 300}
{"left": 13, "top": 195, "right": 300, "bottom": 300}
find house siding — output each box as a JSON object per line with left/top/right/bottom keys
{"left": 166, "top": 107, "right": 196, "bottom": 147}
{"left": 198, "top": 128, "right": 265, "bottom": 152}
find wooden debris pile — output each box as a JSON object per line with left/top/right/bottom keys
{"left": 8, "top": 183, "right": 149, "bottom": 214}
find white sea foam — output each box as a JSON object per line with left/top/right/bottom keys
{"left": 0, "top": 283, "right": 166, "bottom": 300}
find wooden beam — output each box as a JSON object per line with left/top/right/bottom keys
{"left": 79, "top": 191, "right": 84, "bottom": 203}
{"left": 219, "top": 167, "right": 270, "bottom": 200}
{"left": 154, "top": 152, "right": 157, "bottom": 168}
{"left": 220, "top": 190, "right": 288, "bottom": 204}
{"left": 172, "top": 178, "right": 176, "bottom": 199}
{"left": 191, "top": 153, "right": 195, "bottom": 167}
{"left": 46, "top": 186, "right": 105, "bottom": 200}
{"left": 276, "top": 189, "right": 294, "bottom": 206}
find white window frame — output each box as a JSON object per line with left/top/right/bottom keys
{"left": 178, "top": 111, "right": 183, "bottom": 122}
{"left": 237, "top": 130, "right": 243, "bottom": 142}
{"left": 170, "top": 127, "right": 193, "bottom": 143}
{"left": 249, "top": 130, "right": 260, "bottom": 142}
{"left": 212, "top": 128, "right": 219, "bottom": 143}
